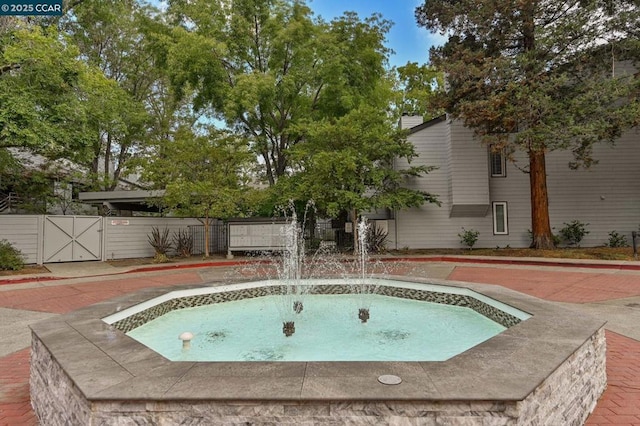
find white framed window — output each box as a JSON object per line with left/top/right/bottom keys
{"left": 489, "top": 146, "right": 506, "bottom": 177}
{"left": 492, "top": 202, "right": 508, "bottom": 235}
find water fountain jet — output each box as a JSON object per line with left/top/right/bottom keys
{"left": 348, "top": 216, "right": 380, "bottom": 323}
{"left": 273, "top": 201, "right": 318, "bottom": 336}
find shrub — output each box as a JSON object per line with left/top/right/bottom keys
{"left": 527, "top": 228, "right": 561, "bottom": 247}
{"left": 366, "top": 226, "right": 388, "bottom": 254}
{"left": 148, "top": 227, "right": 172, "bottom": 262}
{"left": 606, "top": 231, "right": 629, "bottom": 248}
{"left": 172, "top": 229, "right": 193, "bottom": 257}
{"left": 559, "top": 220, "right": 590, "bottom": 247}
{"left": 458, "top": 227, "right": 479, "bottom": 250}
{"left": 0, "top": 240, "right": 25, "bottom": 271}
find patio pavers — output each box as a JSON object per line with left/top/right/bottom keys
{"left": 1, "top": 259, "right": 639, "bottom": 425}
{"left": 0, "top": 349, "right": 35, "bottom": 426}
{"left": 586, "top": 332, "right": 640, "bottom": 425}
{"left": 0, "top": 271, "right": 204, "bottom": 314}
{"left": 448, "top": 266, "right": 640, "bottom": 303}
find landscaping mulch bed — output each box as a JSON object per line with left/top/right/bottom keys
{"left": 0, "top": 265, "right": 50, "bottom": 276}
{"left": 391, "top": 247, "right": 636, "bottom": 261}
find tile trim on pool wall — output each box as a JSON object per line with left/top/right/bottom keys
{"left": 110, "top": 284, "right": 523, "bottom": 333}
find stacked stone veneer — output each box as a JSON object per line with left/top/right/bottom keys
{"left": 30, "top": 326, "right": 606, "bottom": 425}
{"left": 30, "top": 336, "right": 92, "bottom": 425}
{"left": 111, "top": 284, "right": 523, "bottom": 333}
{"left": 518, "top": 327, "right": 606, "bottom": 425}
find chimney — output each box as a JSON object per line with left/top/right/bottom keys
{"left": 399, "top": 114, "right": 424, "bottom": 130}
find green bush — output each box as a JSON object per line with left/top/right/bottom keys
{"left": 526, "top": 228, "right": 561, "bottom": 247}
{"left": 606, "top": 231, "right": 629, "bottom": 248}
{"left": 0, "top": 240, "right": 25, "bottom": 271}
{"left": 366, "top": 226, "right": 388, "bottom": 254}
{"left": 148, "top": 227, "right": 172, "bottom": 262}
{"left": 458, "top": 227, "right": 480, "bottom": 250}
{"left": 172, "top": 229, "right": 193, "bottom": 257}
{"left": 559, "top": 220, "right": 590, "bottom": 247}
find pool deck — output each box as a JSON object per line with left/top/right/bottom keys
{"left": 1, "top": 255, "right": 640, "bottom": 425}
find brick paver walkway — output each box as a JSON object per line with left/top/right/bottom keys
{"left": 0, "top": 271, "right": 203, "bottom": 314}
{"left": 586, "top": 331, "right": 640, "bottom": 425}
{"left": 0, "top": 349, "right": 34, "bottom": 426}
{"left": 1, "top": 261, "right": 639, "bottom": 425}
{"left": 448, "top": 266, "right": 640, "bottom": 303}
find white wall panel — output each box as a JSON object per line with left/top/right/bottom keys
{"left": 0, "top": 215, "right": 42, "bottom": 264}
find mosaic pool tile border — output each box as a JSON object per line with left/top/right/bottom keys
{"left": 111, "top": 284, "right": 522, "bottom": 333}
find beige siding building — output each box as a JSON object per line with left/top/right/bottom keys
{"left": 390, "top": 116, "right": 640, "bottom": 249}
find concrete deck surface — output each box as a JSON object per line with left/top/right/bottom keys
{"left": 1, "top": 256, "right": 640, "bottom": 425}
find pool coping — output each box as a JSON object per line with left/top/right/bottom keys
{"left": 30, "top": 276, "right": 605, "bottom": 402}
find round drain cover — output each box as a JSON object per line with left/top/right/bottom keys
{"left": 377, "top": 374, "right": 402, "bottom": 385}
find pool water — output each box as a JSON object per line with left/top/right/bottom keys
{"left": 127, "top": 294, "right": 506, "bottom": 361}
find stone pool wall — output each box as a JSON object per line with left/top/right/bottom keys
{"left": 30, "top": 336, "right": 91, "bottom": 425}
{"left": 517, "top": 326, "right": 607, "bottom": 425}
{"left": 30, "top": 326, "right": 606, "bottom": 425}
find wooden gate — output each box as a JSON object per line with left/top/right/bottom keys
{"left": 43, "top": 215, "right": 102, "bottom": 263}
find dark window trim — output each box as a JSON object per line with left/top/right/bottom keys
{"left": 489, "top": 146, "right": 506, "bottom": 178}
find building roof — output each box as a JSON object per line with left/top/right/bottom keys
{"left": 407, "top": 115, "right": 446, "bottom": 135}
{"left": 79, "top": 190, "right": 165, "bottom": 213}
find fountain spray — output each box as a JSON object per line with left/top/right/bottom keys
{"left": 276, "top": 201, "right": 316, "bottom": 336}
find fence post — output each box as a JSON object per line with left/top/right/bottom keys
{"left": 633, "top": 231, "right": 638, "bottom": 260}
{"left": 37, "top": 215, "right": 44, "bottom": 265}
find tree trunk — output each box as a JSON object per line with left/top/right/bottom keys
{"left": 522, "top": 2, "right": 553, "bottom": 249}
{"left": 529, "top": 148, "right": 555, "bottom": 249}
{"left": 104, "top": 133, "right": 112, "bottom": 191}
{"left": 262, "top": 150, "right": 275, "bottom": 186}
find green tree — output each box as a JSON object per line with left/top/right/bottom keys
{"left": 1, "top": 165, "right": 49, "bottom": 213}
{"left": 416, "top": 0, "right": 640, "bottom": 249}
{"left": 5, "top": 164, "right": 88, "bottom": 215}
{"left": 0, "top": 15, "right": 154, "bottom": 197}
{"left": 166, "top": 0, "right": 392, "bottom": 185}
{"left": 284, "top": 105, "right": 439, "bottom": 251}
{"left": 0, "top": 23, "right": 92, "bottom": 165}
{"left": 392, "top": 62, "right": 444, "bottom": 120}
{"left": 141, "top": 125, "right": 255, "bottom": 257}
{"left": 0, "top": 149, "right": 19, "bottom": 191}
{"left": 62, "top": 0, "right": 159, "bottom": 190}
{"left": 78, "top": 68, "right": 147, "bottom": 190}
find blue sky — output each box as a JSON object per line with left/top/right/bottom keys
{"left": 307, "top": 0, "right": 446, "bottom": 67}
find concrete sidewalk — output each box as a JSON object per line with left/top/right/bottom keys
{"left": 1, "top": 257, "right": 640, "bottom": 425}
{"left": 41, "top": 260, "right": 126, "bottom": 277}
